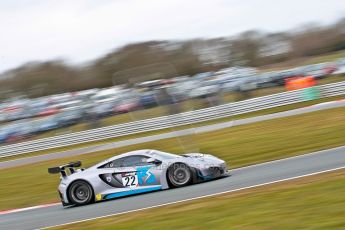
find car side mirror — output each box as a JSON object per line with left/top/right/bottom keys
{"left": 146, "top": 157, "right": 161, "bottom": 165}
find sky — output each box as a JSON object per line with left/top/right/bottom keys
{"left": 0, "top": 0, "right": 344, "bottom": 73}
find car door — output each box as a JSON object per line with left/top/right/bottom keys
{"left": 98, "top": 157, "right": 133, "bottom": 194}
{"left": 120, "top": 155, "right": 162, "bottom": 190}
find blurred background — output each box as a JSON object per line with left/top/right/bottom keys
{"left": 0, "top": 0, "right": 344, "bottom": 146}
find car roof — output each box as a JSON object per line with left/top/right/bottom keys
{"left": 93, "top": 149, "right": 179, "bottom": 168}
{"left": 92, "top": 149, "right": 155, "bottom": 168}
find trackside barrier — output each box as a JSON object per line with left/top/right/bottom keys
{"left": 0, "top": 81, "right": 345, "bottom": 157}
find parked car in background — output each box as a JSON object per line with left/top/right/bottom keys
{"left": 138, "top": 91, "right": 158, "bottom": 108}
{"left": 189, "top": 80, "right": 220, "bottom": 99}
{"left": 0, "top": 122, "right": 32, "bottom": 144}
{"left": 221, "top": 76, "right": 258, "bottom": 93}
{"left": 303, "top": 63, "right": 336, "bottom": 79}
{"left": 57, "top": 108, "right": 84, "bottom": 127}
{"left": 167, "top": 80, "right": 193, "bottom": 102}
{"left": 36, "top": 106, "right": 60, "bottom": 117}
{"left": 1, "top": 101, "right": 32, "bottom": 121}
{"left": 256, "top": 72, "right": 278, "bottom": 89}
{"left": 91, "top": 100, "right": 117, "bottom": 118}
{"left": 0, "top": 125, "right": 17, "bottom": 144}
{"left": 56, "top": 100, "right": 83, "bottom": 112}
{"left": 333, "top": 58, "right": 345, "bottom": 75}
{"left": 91, "top": 87, "right": 124, "bottom": 104}
{"left": 34, "top": 116, "right": 60, "bottom": 133}
{"left": 114, "top": 92, "right": 140, "bottom": 114}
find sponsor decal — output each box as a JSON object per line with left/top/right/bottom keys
{"left": 96, "top": 194, "right": 102, "bottom": 201}
{"left": 121, "top": 173, "right": 139, "bottom": 187}
{"left": 137, "top": 166, "right": 156, "bottom": 185}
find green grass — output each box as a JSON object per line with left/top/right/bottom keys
{"left": 0, "top": 106, "right": 345, "bottom": 210}
{"left": 306, "top": 50, "right": 345, "bottom": 65}
{"left": 1, "top": 93, "right": 345, "bottom": 163}
{"left": 50, "top": 169, "right": 345, "bottom": 230}
{"left": 260, "top": 50, "right": 345, "bottom": 71}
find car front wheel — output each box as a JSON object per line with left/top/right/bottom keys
{"left": 167, "top": 163, "right": 192, "bottom": 188}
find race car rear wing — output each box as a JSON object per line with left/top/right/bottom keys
{"left": 48, "top": 161, "right": 82, "bottom": 177}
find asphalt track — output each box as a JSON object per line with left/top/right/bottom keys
{"left": 1, "top": 99, "right": 345, "bottom": 169}
{"left": 1, "top": 146, "right": 344, "bottom": 230}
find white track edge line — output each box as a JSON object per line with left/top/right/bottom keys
{"left": 0, "top": 203, "right": 60, "bottom": 215}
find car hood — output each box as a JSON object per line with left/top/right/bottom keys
{"left": 181, "top": 153, "right": 225, "bottom": 165}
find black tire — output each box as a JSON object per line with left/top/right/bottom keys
{"left": 68, "top": 180, "right": 94, "bottom": 206}
{"left": 167, "top": 163, "right": 192, "bottom": 188}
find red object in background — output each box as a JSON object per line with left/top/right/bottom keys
{"left": 161, "top": 79, "right": 174, "bottom": 85}
{"left": 114, "top": 102, "right": 139, "bottom": 113}
{"left": 37, "top": 107, "right": 60, "bottom": 117}
{"left": 2, "top": 106, "right": 21, "bottom": 112}
{"left": 6, "top": 134, "right": 25, "bottom": 143}
{"left": 324, "top": 63, "right": 337, "bottom": 74}
{"left": 285, "top": 76, "right": 316, "bottom": 91}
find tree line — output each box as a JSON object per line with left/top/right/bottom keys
{"left": 1, "top": 17, "right": 344, "bottom": 98}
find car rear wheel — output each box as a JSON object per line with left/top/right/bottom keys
{"left": 68, "top": 180, "right": 93, "bottom": 206}
{"left": 167, "top": 163, "right": 192, "bottom": 188}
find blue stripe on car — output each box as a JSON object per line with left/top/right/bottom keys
{"left": 104, "top": 185, "right": 162, "bottom": 200}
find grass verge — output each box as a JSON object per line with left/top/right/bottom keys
{"left": 50, "top": 169, "right": 345, "bottom": 230}
{"left": 0, "top": 106, "right": 344, "bottom": 210}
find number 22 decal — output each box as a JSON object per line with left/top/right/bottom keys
{"left": 122, "top": 174, "right": 138, "bottom": 187}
